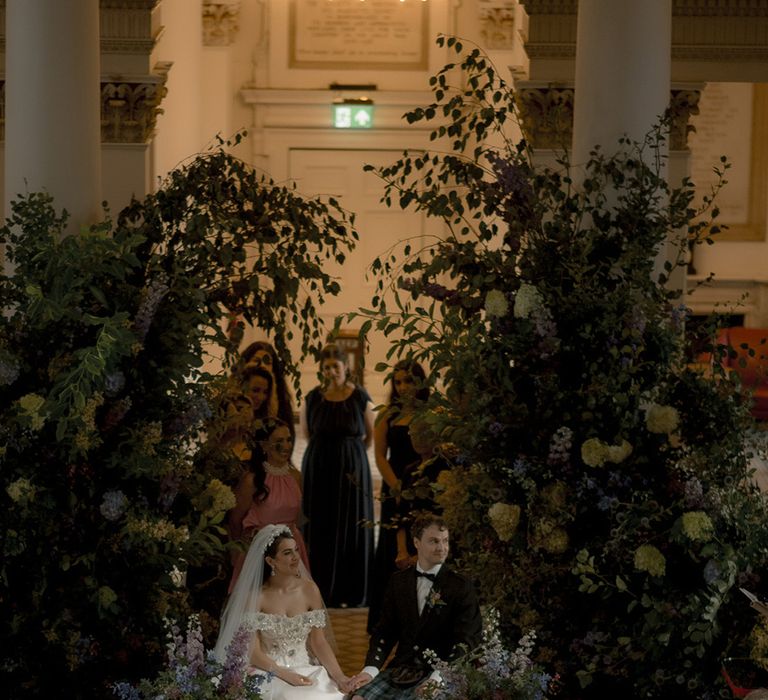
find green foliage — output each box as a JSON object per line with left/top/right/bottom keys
{"left": 0, "top": 137, "right": 356, "bottom": 696}
{"left": 348, "top": 37, "right": 768, "bottom": 698}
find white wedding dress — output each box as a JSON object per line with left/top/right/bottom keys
{"left": 245, "top": 609, "right": 345, "bottom": 700}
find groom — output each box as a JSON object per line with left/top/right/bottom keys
{"left": 347, "top": 514, "right": 481, "bottom": 699}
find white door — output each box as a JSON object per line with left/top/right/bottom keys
{"left": 288, "top": 148, "right": 434, "bottom": 404}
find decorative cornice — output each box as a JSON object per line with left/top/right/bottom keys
{"left": 203, "top": 1, "right": 241, "bottom": 47}
{"left": 0, "top": 1, "right": 160, "bottom": 54}
{"left": 100, "top": 0, "right": 160, "bottom": 54}
{"left": 520, "top": 1, "right": 577, "bottom": 14}
{"left": 523, "top": 0, "right": 768, "bottom": 66}
{"left": 515, "top": 84, "right": 574, "bottom": 149}
{"left": 673, "top": 46, "right": 768, "bottom": 61}
{"left": 668, "top": 87, "right": 701, "bottom": 150}
{"left": 673, "top": 0, "right": 768, "bottom": 17}
{"left": 522, "top": 1, "right": 768, "bottom": 17}
{"left": 100, "top": 62, "right": 171, "bottom": 144}
{"left": 99, "top": 0, "right": 159, "bottom": 7}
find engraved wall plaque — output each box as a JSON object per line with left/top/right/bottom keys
{"left": 689, "top": 83, "right": 767, "bottom": 241}
{"left": 289, "top": 0, "right": 429, "bottom": 71}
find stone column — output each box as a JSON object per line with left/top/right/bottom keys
{"left": 571, "top": 0, "right": 671, "bottom": 166}
{"left": 4, "top": 0, "right": 102, "bottom": 232}
{"left": 571, "top": 0, "right": 673, "bottom": 282}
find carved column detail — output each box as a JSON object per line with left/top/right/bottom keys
{"left": 479, "top": 1, "right": 520, "bottom": 50}
{"left": 203, "top": 1, "right": 241, "bottom": 47}
{"left": 514, "top": 84, "right": 701, "bottom": 152}
{"left": 515, "top": 84, "right": 574, "bottom": 150}
{"left": 668, "top": 88, "right": 702, "bottom": 151}
{"left": 100, "top": 63, "right": 171, "bottom": 144}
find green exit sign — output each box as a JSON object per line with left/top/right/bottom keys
{"left": 332, "top": 104, "right": 374, "bottom": 129}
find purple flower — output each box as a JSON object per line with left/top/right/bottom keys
{"left": 158, "top": 474, "right": 180, "bottom": 512}
{"left": 185, "top": 618, "right": 206, "bottom": 675}
{"left": 104, "top": 371, "right": 126, "bottom": 397}
{"left": 0, "top": 358, "right": 20, "bottom": 386}
{"left": 547, "top": 426, "right": 573, "bottom": 465}
{"left": 684, "top": 477, "right": 704, "bottom": 508}
{"left": 669, "top": 304, "right": 689, "bottom": 332}
{"left": 100, "top": 490, "right": 128, "bottom": 521}
{"left": 133, "top": 274, "right": 170, "bottom": 341}
{"left": 512, "top": 458, "right": 529, "bottom": 478}
{"left": 703, "top": 559, "right": 720, "bottom": 585}
{"left": 220, "top": 624, "right": 252, "bottom": 691}
{"left": 167, "top": 395, "right": 213, "bottom": 435}
{"left": 111, "top": 681, "right": 141, "bottom": 700}
{"left": 597, "top": 496, "right": 612, "bottom": 511}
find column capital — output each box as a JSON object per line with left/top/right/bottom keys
{"left": 100, "top": 62, "right": 171, "bottom": 144}
{"left": 513, "top": 83, "right": 702, "bottom": 153}
{"left": 203, "top": 1, "right": 241, "bottom": 47}
{"left": 514, "top": 82, "right": 574, "bottom": 150}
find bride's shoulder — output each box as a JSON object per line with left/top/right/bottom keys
{"left": 301, "top": 577, "right": 325, "bottom": 606}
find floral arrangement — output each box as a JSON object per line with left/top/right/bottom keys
{"left": 418, "top": 608, "right": 555, "bottom": 700}
{"left": 0, "top": 135, "right": 356, "bottom": 695}
{"left": 345, "top": 36, "right": 768, "bottom": 697}
{"left": 113, "top": 616, "right": 266, "bottom": 700}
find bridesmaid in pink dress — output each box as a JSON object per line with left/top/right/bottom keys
{"left": 227, "top": 418, "right": 310, "bottom": 592}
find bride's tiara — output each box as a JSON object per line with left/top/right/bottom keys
{"left": 264, "top": 524, "right": 293, "bottom": 552}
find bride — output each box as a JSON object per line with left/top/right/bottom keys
{"left": 214, "top": 524, "right": 351, "bottom": 698}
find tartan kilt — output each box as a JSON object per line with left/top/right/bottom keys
{"left": 350, "top": 670, "right": 422, "bottom": 700}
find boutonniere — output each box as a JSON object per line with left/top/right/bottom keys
{"left": 426, "top": 587, "right": 447, "bottom": 609}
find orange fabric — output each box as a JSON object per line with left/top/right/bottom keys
{"left": 711, "top": 327, "right": 768, "bottom": 420}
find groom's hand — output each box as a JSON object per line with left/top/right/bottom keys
{"left": 348, "top": 672, "right": 373, "bottom": 690}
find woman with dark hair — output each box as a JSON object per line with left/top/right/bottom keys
{"left": 240, "top": 341, "right": 296, "bottom": 433}
{"left": 366, "top": 360, "right": 429, "bottom": 632}
{"left": 227, "top": 418, "right": 309, "bottom": 592}
{"left": 239, "top": 365, "right": 273, "bottom": 421}
{"left": 301, "top": 343, "right": 374, "bottom": 608}
{"left": 214, "top": 524, "right": 351, "bottom": 698}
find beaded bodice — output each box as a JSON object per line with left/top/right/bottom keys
{"left": 244, "top": 609, "right": 326, "bottom": 668}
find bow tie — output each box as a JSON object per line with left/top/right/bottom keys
{"left": 416, "top": 570, "right": 436, "bottom": 582}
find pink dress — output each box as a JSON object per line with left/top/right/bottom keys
{"left": 228, "top": 470, "right": 310, "bottom": 592}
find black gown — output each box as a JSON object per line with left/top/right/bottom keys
{"left": 301, "top": 385, "right": 374, "bottom": 607}
{"left": 367, "top": 421, "right": 420, "bottom": 632}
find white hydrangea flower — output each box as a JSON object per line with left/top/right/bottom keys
{"left": 484, "top": 289, "right": 509, "bottom": 318}
{"left": 581, "top": 437, "right": 609, "bottom": 467}
{"left": 645, "top": 403, "right": 680, "bottom": 435}
{"left": 513, "top": 283, "right": 543, "bottom": 319}
{"left": 487, "top": 502, "right": 521, "bottom": 541}
{"left": 6, "top": 477, "right": 35, "bottom": 504}
{"left": 606, "top": 440, "right": 633, "bottom": 464}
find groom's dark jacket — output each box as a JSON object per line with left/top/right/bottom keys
{"left": 364, "top": 564, "right": 481, "bottom": 671}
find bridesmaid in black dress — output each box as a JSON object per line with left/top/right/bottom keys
{"left": 301, "top": 344, "right": 375, "bottom": 608}
{"left": 366, "top": 360, "right": 429, "bottom": 632}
